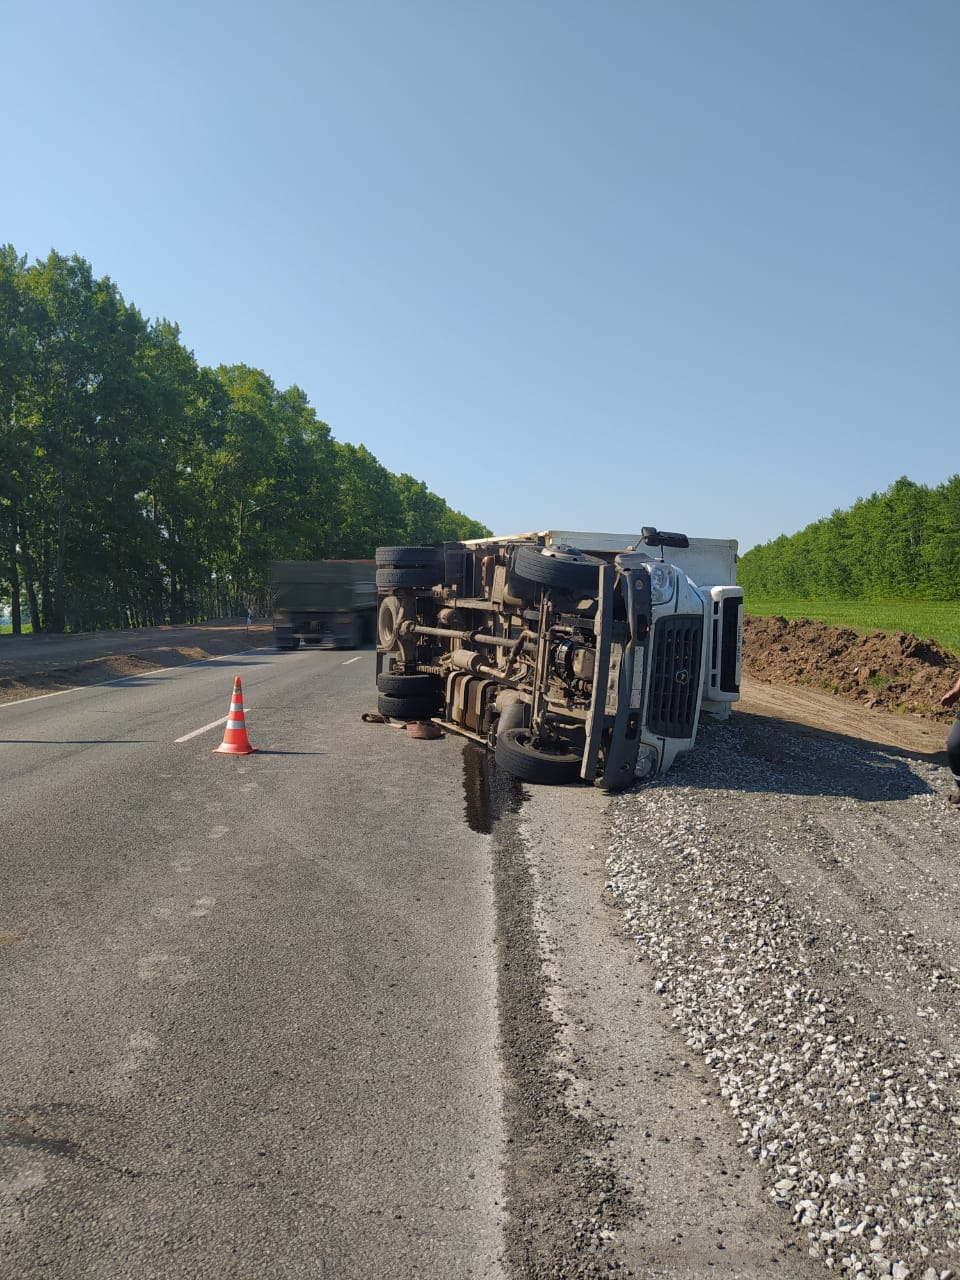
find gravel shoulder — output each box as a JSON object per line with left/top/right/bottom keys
{"left": 510, "top": 779, "right": 827, "bottom": 1278}
{"left": 488, "top": 674, "right": 958, "bottom": 1278}
{"left": 485, "top": 622, "right": 959, "bottom": 1277}
{"left": 601, "top": 708, "right": 960, "bottom": 1280}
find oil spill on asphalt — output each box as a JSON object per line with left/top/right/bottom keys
{"left": 460, "top": 740, "right": 525, "bottom": 834}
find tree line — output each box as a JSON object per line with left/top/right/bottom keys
{"left": 0, "top": 247, "right": 490, "bottom": 634}
{"left": 737, "top": 475, "right": 960, "bottom": 600}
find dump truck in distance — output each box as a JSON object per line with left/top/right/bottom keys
{"left": 269, "top": 560, "right": 377, "bottom": 650}
{"left": 373, "top": 528, "right": 742, "bottom": 789}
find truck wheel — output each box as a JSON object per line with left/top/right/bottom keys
{"left": 377, "top": 692, "right": 441, "bottom": 720}
{"left": 376, "top": 672, "right": 442, "bottom": 698}
{"left": 377, "top": 596, "right": 403, "bottom": 647}
{"left": 375, "top": 545, "right": 444, "bottom": 568}
{"left": 276, "top": 637, "right": 301, "bottom": 651}
{"left": 376, "top": 566, "right": 441, "bottom": 591}
{"left": 512, "top": 544, "right": 603, "bottom": 594}
{"left": 494, "top": 727, "right": 583, "bottom": 785}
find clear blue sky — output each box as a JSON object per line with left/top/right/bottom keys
{"left": 3, "top": 0, "right": 956, "bottom": 554}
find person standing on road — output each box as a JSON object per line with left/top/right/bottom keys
{"left": 940, "top": 672, "right": 960, "bottom": 804}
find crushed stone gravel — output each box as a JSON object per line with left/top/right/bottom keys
{"left": 605, "top": 711, "right": 960, "bottom": 1280}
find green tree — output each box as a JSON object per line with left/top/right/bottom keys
{"left": 0, "top": 245, "right": 33, "bottom": 631}
{"left": 0, "top": 244, "right": 493, "bottom": 628}
{"left": 327, "top": 443, "right": 405, "bottom": 557}
{"left": 739, "top": 475, "right": 960, "bottom": 603}
{"left": 16, "top": 253, "right": 156, "bottom": 630}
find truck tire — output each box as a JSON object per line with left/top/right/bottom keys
{"left": 377, "top": 692, "right": 441, "bottom": 721}
{"left": 376, "top": 566, "right": 441, "bottom": 591}
{"left": 511, "top": 544, "right": 603, "bottom": 594}
{"left": 375, "top": 545, "right": 444, "bottom": 568}
{"left": 494, "top": 727, "right": 583, "bottom": 785}
{"left": 377, "top": 596, "right": 403, "bottom": 647}
{"left": 376, "top": 672, "right": 443, "bottom": 698}
{"left": 276, "top": 637, "right": 301, "bottom": 651}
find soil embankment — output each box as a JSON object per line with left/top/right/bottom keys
{"left": 739, "top": 614, "right": 958, "bottom": 759}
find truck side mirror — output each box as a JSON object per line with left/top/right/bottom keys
{"left": 641, "top": 527, "right": 690, "bottom": 550}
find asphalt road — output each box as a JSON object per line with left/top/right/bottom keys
{"left": 0, "top": 645, "right": 504, "bottom": 1278}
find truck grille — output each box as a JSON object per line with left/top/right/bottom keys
{"left": 648, "top": 614, "right": 703, "bottom": 738}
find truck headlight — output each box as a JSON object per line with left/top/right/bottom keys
{"left": 648, "top": 564, "right": 676, "bottom": 605}
{"left": 634, "top": 745, "right": 657, "bottom": 778}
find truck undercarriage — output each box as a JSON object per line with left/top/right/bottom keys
{"left": 374, "top": 532, "right": 742, "bottom": 789}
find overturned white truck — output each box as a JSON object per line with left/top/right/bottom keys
{"left": 374, "top": 528, "right": 743, "bottom": 789}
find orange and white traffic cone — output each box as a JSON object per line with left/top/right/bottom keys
{"left": 212, "top": 676, "right": 257, "bottom": 755}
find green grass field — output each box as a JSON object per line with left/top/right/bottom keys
{"left": 745, "top": 598, "right": 960, "bottom": 656}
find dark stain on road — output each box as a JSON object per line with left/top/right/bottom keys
{"left": 461, "top": 741, "right": 524, "bottom": 834}
{"left": 1, "top": 1109, "right": 153, "bottom": 1179}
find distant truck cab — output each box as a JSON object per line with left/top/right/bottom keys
{"left": 373, "top": 529, "right": 742, "bottom": 789}
{"left": 269, "top": 560, "right": 377, "bottom": 650}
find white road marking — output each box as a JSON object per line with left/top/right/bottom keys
{"left": 175, "top": 715, "right": 228, "bottom": 743}
{"left": 177, "top": 704, "right": 254, "bottom": 742}
{"left": 342, "top": 655, "right": 362, "bottom": 665}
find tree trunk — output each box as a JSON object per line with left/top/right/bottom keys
{"left": 52, "top": 499, "right": 67, "bottom": 632}
{"left": 17, "top": 513, "right": 42, "bottom": 633}
{"left": 8, "top": 504, "right": 22, "bottom": 634}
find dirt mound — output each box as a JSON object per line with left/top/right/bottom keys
{"left": 742, "top": 614, "right": 959, "bottom": 721}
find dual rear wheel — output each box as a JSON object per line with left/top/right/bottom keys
{"left": 375, "top": 670, "right": 443, "bottom": 721}
{"left": 375, "top": 545, "right": 444, "bottom": 592}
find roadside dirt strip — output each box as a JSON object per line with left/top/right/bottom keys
{"left": 0, "top": 622, "right": 273, "bottom": 704}
{"left": 737, "top": 675, "right": 949, "bottom": 761}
